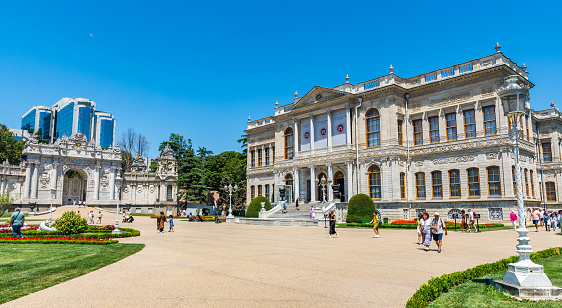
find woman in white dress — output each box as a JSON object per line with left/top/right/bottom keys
{"left": 419, "top": 212, "right": 432, "bottom": 251}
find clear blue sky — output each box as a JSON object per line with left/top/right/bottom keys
{"left": 1, "top": 1, "right": 561, "bottom": 158}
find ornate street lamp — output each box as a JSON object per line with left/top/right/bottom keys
{"left": 112, "top": 175, "right": 123, "bottom": 235}
{"left": 498, "top": 75, "right": 552, "bottom": 288}
{"left": 224, "top": 183, "right": 238, "bottom": 218}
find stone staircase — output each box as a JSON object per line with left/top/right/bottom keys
{"left": 268, "top": 202, "right": 317, "bottom": 219}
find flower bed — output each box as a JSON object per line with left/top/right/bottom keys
{"left": 0, "top": 237, "right": 118, "bottom": 245}
{"left": 0, "top": 227, "right": 140, "bottom": 239}
{"left": 88, "top": 225, "right": 116, "bottom": 231}
{"left": 0, "top": 224, "right": 40, "bottom": 232}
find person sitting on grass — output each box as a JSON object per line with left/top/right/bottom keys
{"left": 127, "top": 215, "right": 134, "bottom": 223}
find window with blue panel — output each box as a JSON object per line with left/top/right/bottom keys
{"left": 55, "top": 103, "right": 74, "bottom": 139}
{"left": 99, "top": 119, "right": 114, "bottom": 148}
{"left": 21, "top": 112, "right": 35, "bottom": 131}
{"left": 38, "top": 112, "right": 51, "bottom": 139}
{"left": 77, "top": 107, "right": 93, "bottom": 140}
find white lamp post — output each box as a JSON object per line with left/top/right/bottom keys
{"left": 49, "top": 187, "right": 56, "bottom": 225}
{"left": 498, "top": 75, "right": 553, "bottom": 289}
{"left": 112, "top": 175, "right": 123, "bottom": 235}
{"left": 224, "top": 183, "right": 237, "bottom": 218}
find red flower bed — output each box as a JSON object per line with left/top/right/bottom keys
{"left": 392, "top": 219, "right": 455, "bottom": 226}
{"left": 0, "top": 237, "right": 117, "bottom": 245}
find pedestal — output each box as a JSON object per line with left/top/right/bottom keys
{"left": 503, "top": 228, "right": 552, "bottom": 287}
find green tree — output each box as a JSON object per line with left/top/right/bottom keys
{"left": 0, "top": 189, "right": 15, "bottom": 217}
{"left": 204, "top": 151, "right": 247, "bottom": 211}
{"left": 0, "top": 123, "right": 25, "bottom": 165}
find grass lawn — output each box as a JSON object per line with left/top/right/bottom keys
{"left": 430, "top": 254, "right": 562, "bottom": 307}
{"left": 0, "top": 243, "right": 144, "bottom": 304}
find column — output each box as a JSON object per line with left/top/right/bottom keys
{"left": 24, "top": 163, "right": 31, "bottom": 199}
{"left": 310, "top": 165, "right": 316, "bottom": 201}
{"left": 294, "top": 168, "right": 300, "bottom": 201}
{"left": 293, "top": 119, "right": 299, "bottom": 155}
{"left": 50, "top": 163, "right": 58, "bottom": 189}
{"left": 347, "top": 162, "right": 353, "bottom": 199}
{"left": 94, "top": 166, "right": 101, "bottom": 200}
{"left": 309, "top": 115, "right": 315, "bottom": 150}
{"left": 346, "top": 106, "right": 352, "bottom": 145}
{"left": 327, "top": 110, "right": 332, "bottom": 148}
{"left": 110, "top": 168, "right": 116, "bottom": 200}
{"left": 30, "top": 163, "right": 38, "bottom": 199}
{"left": 0, "top": 176, "right": 5, "bottom": 193}
{"left": 327, "top": 164, "right": 333, "bottom": 201}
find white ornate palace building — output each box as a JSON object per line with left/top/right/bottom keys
{"left": 245, "top": 44, "right": 562, "bottom": 221}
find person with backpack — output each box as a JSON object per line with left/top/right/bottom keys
{"left": 431, "top": 212, "right": 447, "bottom": 253}
{"left": 10, "top": 207, "right": 26, "bottom": 239}
{"left": 369, "top": 211, "right": 382, "bottom": 238}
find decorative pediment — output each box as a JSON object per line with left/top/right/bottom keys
{"left": 289, "top": 86, "right": 349, "bottom": 111}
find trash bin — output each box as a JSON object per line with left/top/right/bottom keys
{"left": 383, "top": 218, "right": 388, "bottom": 224}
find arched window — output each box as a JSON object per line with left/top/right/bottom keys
{"left": 284, "top": 128, "right": 294, "bottom": 160}
{"left": 415, "top": 172, "right": 426, "bottom": 198}
{"left": 167, "top": 185, "right": 173, "bottom": 200}
{"left": 467, "top": 168, "right": 480, "bottom": 196}
{"left": 546, "top": 182, "right": 557, "bottom": 201}
{"left": 400, "top": 172, "right": 405, "bottom": 199}
{"left": 250, "top": 185, "right": 255, "bottom": 200}
{"left": 368, "top": 165, "right": 381, "bottom": 199}
{"left": 366, "top": 109, "right": 380, "bottom": 147}
{"left": 449, "top": 169, "right": 461, "bottom": 197}
{"left": 431, "top": 171, "right": 442, "bottom": 198}
{"left": 257, "top": 185, "right": 263, "bottom": 196}
{"left": 285, "top": 174, "right": 293, "bottom": 186}
{"left": 487, "top": 166, "right": 501, "bottom": 196}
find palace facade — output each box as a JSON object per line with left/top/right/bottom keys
{"left": 245, "top": 45, "right": 562, "bottom": 221}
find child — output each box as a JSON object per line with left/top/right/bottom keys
{"left": 168, "top": 215, "right": 174, "bottom": 232}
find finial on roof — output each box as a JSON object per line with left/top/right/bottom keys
{"left": 551, "top": 101, "right": 557, "bottom": 108}
{"left": 495, "top": 42, "right": 501, "bottom": 53}
{"left": 294, "top": 91, "right": 298, "bottom": 98}
{"left": 522, "top": 63, "right": 527, "bottom": 72}
{"left": 248, "top": 116, "right": 251, "bottom": 122}
{"left": 275, "top": 101, "right": 279, "bottom": 107}
{"left": 389, "top": 64, "right": 394, "bottom": 74}
{"left": 345, "top": 74, "right": 350, "bottom": 83}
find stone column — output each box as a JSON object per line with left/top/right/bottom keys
{"left": 24, "top": 163, "right": 31, "bottom": 199}
{"left": 346, "top": 106, "right": 352, "bottom": 145}
{"left": 30, "top": 163, "right": 38, "bottom": 199}
{"left": 293, "top": 119, "right": 299, "bottom": 156}
{"left": 347, "top": 162, "right": 353, "bottom": 199}
{"left": 327, "top": 110, "right": 332, "bottom": 148}
{"left": 110, "top": 168, "right": 116, "bottom": 200}
{"left": 327, "top": 164, "right": 333, "bottom": 201}
{"left": 310, "top": 165, "right": 316, "bottom": 201}
{"left": 294, "top": 168, "right": 300, "bottom": 201}
{"left": 0, "top": 176, "right": 5, "bottom": 193}
{"left": 94, "top": 166, "right": 101, "bottom": 200}
{"left": 309, "top": 115, "right": 315, "bottom": 150}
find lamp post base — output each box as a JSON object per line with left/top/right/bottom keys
{"left": 503, "top": 260, "right": 552, "bottom": 287}
{"left": 112, "top": 229, "right": 122, "bottom": 235}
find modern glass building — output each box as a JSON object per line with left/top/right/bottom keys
{"left": 20, "top": 106, "right": 53, "bottom": 140}
{"left": 20, "top": 98, "right": 116, "bottom": 147}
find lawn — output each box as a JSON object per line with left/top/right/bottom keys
{"left": 0, "top": 243, "right": 144, "bottom": 304}
{"left": 430, "top": 254, "right": 562, "bottom": 307}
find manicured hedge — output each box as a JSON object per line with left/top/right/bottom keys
{"left": 0, "top": 227, "right": 140, "bottom": 239}
{"left": 346, "top": 194, "right": 376, "bottom": 223}
{"left": 245, "top": 196, "right": 272, "bottom": 218}
{"left": 405, "top": 247, "right": 562, "bottom": 308}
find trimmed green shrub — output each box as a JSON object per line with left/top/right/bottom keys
{"left": 53, "top": 211, "right": 88, "bottom": 235}
{"left": 245, "top": 196, "right": 272, "bottom": 218}
{"left": 346, "top": 194, "right": 376, "bottom": 223}
{"left": 405, "top": 247, "right": 562, "bottom": 308}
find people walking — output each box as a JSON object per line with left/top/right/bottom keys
{"left": 461, "top": 210, "right": 469, "bottom": 233}
{"left": 282, "top": 200, "right": 287, "bottom": 213}
{"left": 310, "top": 204, "right": 314, "bottom": 219}
{"left": 551, "top": 212, "right": 558, "bottom": 232}
{"left": 370, "top": 211, "right": 381, "bottom": 238}
{"left": 157, "top": 211, "right": 167, "bottom": 233}
{"left": 97, "top": 211, "right": 103, "bottom": 224}
{"left": 295, "top": 197, "right": 299, "bottom": 211}
{"left": 10, "top": 207, "right": 25, "bottom": 239}
{"left": 431, "top": 213, "right": 447, "bottom": 253}
{"left": 168, "top": 215, "right": 174, "bottom": 232}
{"left": 416, "top": 213, "right": 423, "bottom": 244}
{"left": 531, "top": 208, "right": 540, "bottom": 232}
{"left": 544, "top": 211, "right": 551, "bottom": 232}
{"left": 89, "top": 211, "right": 94, "bottom": 224}
{"left": 419, "top": 212, "right": 432, "bottom": 251}
{"left": 468, "top": 209, "right": 476, "bottom": 232}
{"left": 328, "top": 210, "right": 338, "bottom": 238}
{"left": 510, "top": 210, "right": 518, "bottom": 230}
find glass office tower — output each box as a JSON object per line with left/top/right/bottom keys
{"left": 20, "top": 106, "right": 53, "bottom": 140}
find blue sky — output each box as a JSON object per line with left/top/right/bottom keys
{"left": 1, "top": 1, "right": 561, "bottom": 158}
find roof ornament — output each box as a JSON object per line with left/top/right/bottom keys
{"left": 275, "top": 101, "right": 279, "bottom": 107}
{"left": 248, "top": 116, "right": 251, "bottom": 122}
{"left": 495, "top": 42, "right": 501, "bottom": 53}
{"left": 294, "top": 91, "right": 298, "bottom": 98}
{"left": 522, "top": 63, "right": 527, "bottom": 72}
{"left": 389, "top": 64, "right": 394, "bottom": 74}
{"left": 345, "top": 74, "right": 350, "bottom": 83}
{"left": 551, "top": 102, "right": 557, "bottom": 109}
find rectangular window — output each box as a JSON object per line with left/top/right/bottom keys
{"left": 415, "top": 173, "right": 426, "bottom": 198}
{"left": 429, "top": 116, "right": 440, "bottom": 143}
{"left": 546, "top": 182, "right": 557, "bottom": 201}
{"left": 257, "top": 185, "right": 262, "bottom": 196}
{"left": 265, "top": 184, "right": 270, "bottom": 201}
{"left": 400, "top": 172, "right": 405, "bottom": 199}
{"left": 251, "top": 150, "right": 255, "bottom": 168}
{"left": 464, "top": 109, "right": 476, "bottom": 138}
{"left": 449, "top": 170, "right": 461, "bottom": 197}
{"left": 524, "top": 169, "right": 529, "bottom": 197}
{"left": 487, "top": 166, "right": 501, "bottom": 196}
{"left": 467, "top": 168, "right": 480, "bottom": 196}
{"left": 265, "top": 148, "right": 270, "bottom": 166}
{"left": 257, "top": 149, "right": 263, "bottom": 167}
{"left": 445, "top": 113, "right": 457, "bottom": 141}
{"left": 512, "top": 166, "right": 517, "bottom": 194}
{"left": 483, "top": 106, "right": 497, "bottom": 136}
{"left": 272, "top": 146, "right": 275, "bottom": 164}
{"left": 542, "top": 142, "right": 552, "bottom": 162}
{"left": 530, "top": 170, "right": 535, "bottom": 198}
{"left": 250, "top": 186, "right": 255, "bottom": 200}
{"left": 397, "top": 120, "right": 403, "bottom": 146}
{"left": 413, "top": 119, "right": 423, "bottom": 146}
{"left": 431, "top": 171, "right": 442, "bottom": 198}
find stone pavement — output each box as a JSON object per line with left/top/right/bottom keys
{"left": 3, "top": 215, "right": 561, "bottom": 308}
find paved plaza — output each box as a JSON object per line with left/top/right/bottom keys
{"left": 3, "top": 212, "right": 561, "bottom": 307}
